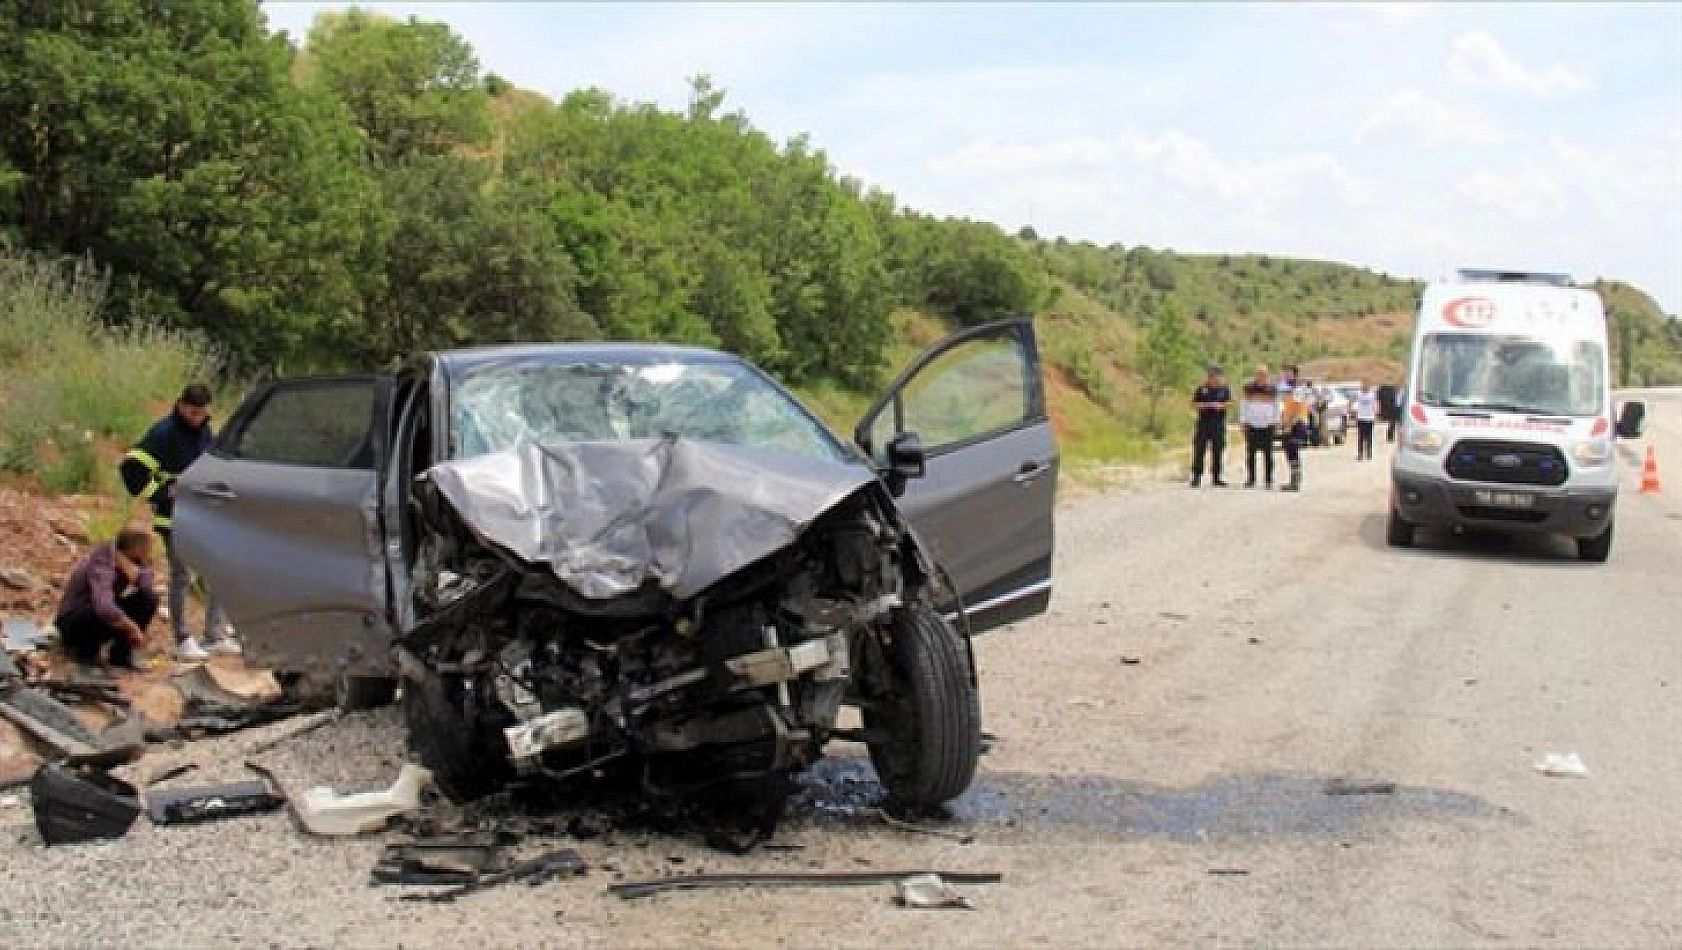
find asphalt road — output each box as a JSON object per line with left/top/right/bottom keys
{"left": 3, "top": 391, "right": 1677, "bottom": 948}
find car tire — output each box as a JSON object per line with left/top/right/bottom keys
{"left": 401, "top": 664, "right": 512, "bottom": 803}
{"left": 1577, "top": 520, "right": 1613, "bottom": 563}
{"left": 337, "top": 674, "right": 398, "bottom": 712}
{"left": 1386, "top": 508, "right": 1415, "bottom": 548}
{"left": 863, "top": 600, "right": 981, "bottom": 810}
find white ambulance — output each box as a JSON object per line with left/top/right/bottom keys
{"left": 1389, "top": 269, "right": 1644, "bottom": 562}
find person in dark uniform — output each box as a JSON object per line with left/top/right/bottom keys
{"left": 1189, "top": 365, "right": 1231, "bottom": 487}
{"left": 1378, "top": 383, "right": 1400, "bottom": 443}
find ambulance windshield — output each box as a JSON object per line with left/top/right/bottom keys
{"left": 1416, "top": 333, "right": 1604, "bottom": 417}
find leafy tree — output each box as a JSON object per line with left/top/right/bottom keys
{"left": 0, "top": 0, "right": 379, "bottom": 370}
{"left": 1136, "top": 300, "right": 1196, "bottom": 437}
{"left": 352, "top": 155, "right": 595, "bottom": 365}
{"left": 300, "top": 10, "right": 490, "bottom": 164}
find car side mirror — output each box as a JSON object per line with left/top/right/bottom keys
{"left": 1615, "top": 400, "right": 1645, "bottom": 439}
{"left": 884, "top": 431, "right": 926, "bottom": 497}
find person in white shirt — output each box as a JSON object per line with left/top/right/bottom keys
{"left": 1239, "top": 365, "right": 1281, "bottom": 488}
{"left": 1354, "top": 382, "right": 1380, "bottom": 460}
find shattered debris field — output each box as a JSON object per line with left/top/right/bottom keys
{"left": 3, "top": 436, "right": 1681, "bottom": 947}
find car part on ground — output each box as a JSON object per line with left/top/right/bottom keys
{"left": 145, "top": 779, "right": 285, "bottom": 826}
{"left": 30, "top": 761, "right": 142, "bottom": 846}
{"left": 607, "top": 869, "right": 1004, "bottom": 900}
{"left": 292, "top": 761, "right": 431, "bottom": 836}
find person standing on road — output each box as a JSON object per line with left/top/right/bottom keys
{"left": 1189, "top": 365, "right": 1232, "bottom": 488}
{"left": 1240, "top": 365, "right": 1280, "bottom": 489}
{"left": 1354, "top": 382, "right": 1379, "bottom": 460}
{"left": 1277, "top": 365, "right": 1311, "bottom": 492}
{"left": 1378, "top": 383, "right": 1401, "bottom": 443}
{"left": 118, "top": 384, "right": 239, "bottom": 662}
{"left": 54, "top": 525, "right": 158, "bottom": 672}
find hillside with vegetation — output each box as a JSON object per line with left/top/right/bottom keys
{"left": 3, "top": 1, "right": 1679, "bottom": 497}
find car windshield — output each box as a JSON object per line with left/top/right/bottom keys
{"left": 449, "top": 355, "right": 848, "bottom": 463}
{"left": 1416, "top": 333, "right": 1604, "bottom": 417}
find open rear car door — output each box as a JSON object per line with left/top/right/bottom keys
{"left": 857, "top": 318, "right": 1057, "bottom": 632}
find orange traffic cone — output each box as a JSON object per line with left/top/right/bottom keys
{"left": 1640, "top": 445, "right": 1661, "bottom": 495}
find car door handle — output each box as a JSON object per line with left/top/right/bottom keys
{"left": 1013, "top": 461, "right": 1052, "bottom": 484}
{"left": 191, "top": 483, "right": 237, "bottom": 501}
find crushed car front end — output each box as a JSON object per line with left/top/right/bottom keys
{"left": 394, "top": 437, "right": 964, "bottom": 806}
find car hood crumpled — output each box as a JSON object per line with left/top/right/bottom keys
{"left": 424, "top": 437, "right": 876, "bottom": 601}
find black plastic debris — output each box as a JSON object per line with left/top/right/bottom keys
{"left": 399, "top": 848, "right": 588, "bottom": 903}
{"left": 31, "top": 761, "right": 141, "bottom": 846}
{"left": 146, "top": 780, "right": 285, "bottom": 826}
{"left": 371, "top": 836, "right": 511, "bottom": 886}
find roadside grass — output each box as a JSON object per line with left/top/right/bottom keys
{"left": 0, "top": 251, "right": 223, "bottom": 500}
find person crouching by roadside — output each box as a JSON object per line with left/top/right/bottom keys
{"left": 1190, "top": 365, "right": 1232, "bottom": 487}
{"left": 1240, "top": 365, "right": 1279, "bottom": 489}
{"left": 1354, "top": 382, "right": 1379, "bottom": 460}
{"left": 55, "top": 525, "right": 158, "bottom": 672}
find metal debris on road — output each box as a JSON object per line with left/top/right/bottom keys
{"left": 868, "top": 807, "right": 975, "bottom": 844}
{"left": 1323, "top": 779, "right": 1398, "bottom": 796}
{"left": 1534, "top": 752, "right": 1589, "bottom": 777}
{"left": 370, "top": 835, "right": 510, "bottom": 887}
{"left": 246, "top": 710, "right": 338, "bottom": 755}
{"left": 608, "top": 870, "right": 1004, "bottom": 900}
{"left": 399, "top": 847, "right": 587, "bottom": 903}
{"left": 894, "top": 873, "right": 975, "bottom": 909}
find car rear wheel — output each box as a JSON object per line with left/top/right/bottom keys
{"left": 1386, "top": 508, "right": 1415, "bottom": 548}
{"left": 401, "top": 663, "right": 512, "bottom": 802}
{"left": 863, "top": 601, "right": 981, "bottom": 810}
{"left": 1577, "top": 520, "right": 1613, "bottom": 563}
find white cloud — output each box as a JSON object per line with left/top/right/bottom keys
{"left": 1449, "top": 31, "right": 1591, "bottom": 97}
{"left": 1357, "top": 89, "right": 1505, "bottom": 147}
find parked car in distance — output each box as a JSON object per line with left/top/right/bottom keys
{"left": 174, "top": 320, "right": 1058, "bottom": 809}
{"left": 1316, "top": 384, "right": 1354, "bottom": 446}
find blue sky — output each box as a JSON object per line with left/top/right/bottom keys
{"left": 261, "top": 1, "right": 1682, "bottom": 314}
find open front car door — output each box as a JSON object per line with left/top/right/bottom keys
{"left": 857, "top": 318, "right": 1057, "bottom": 632}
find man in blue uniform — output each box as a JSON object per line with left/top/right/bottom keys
{"left": 1189, "top": 365, "right": 1231, "bottom": 487}
{"left": 119, "top": 384, "right": 239, "bottom": 661}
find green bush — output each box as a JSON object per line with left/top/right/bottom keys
{"left": 0, "top": 251, "right": 223, "bottom": 494}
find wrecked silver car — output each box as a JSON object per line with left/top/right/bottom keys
{"left": 175, "top": 320, "right": 1057, "bottom": 807}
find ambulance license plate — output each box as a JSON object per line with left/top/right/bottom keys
{"left": 1474, "top": 490, "right": 1534, "bottom": 509}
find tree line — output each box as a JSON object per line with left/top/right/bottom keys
{"left": 0, "top": 1, "right": 1046, "bottom": 388}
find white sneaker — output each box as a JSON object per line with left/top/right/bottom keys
{"left": 206, "top": 637, "right": 243, "bottom": 657}
{"left": 175, "top": 638, "right": 211, "bottom": 662}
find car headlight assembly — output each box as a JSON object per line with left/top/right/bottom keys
{"left": 1406, "top": 428, "right": 1445, "bottom": 454}
{"left": 1572, "top": 439, "right": 1612, "bottom": 465}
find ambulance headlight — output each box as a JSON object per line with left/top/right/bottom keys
{"left": 1406, "top": 428, "right": 1445, "bottom": 454}
{"left": 1572, "top": 439, "right": 1612, "bottom": 465}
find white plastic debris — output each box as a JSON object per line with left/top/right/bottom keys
{"left": 1533, "top": 752, "right": 1589, "bottom": 777}
{"left": 894, "top": 873, "right": 975, "bottom": 910}
{"left": 295, "top": 763, "right": 431, "bottom": 836}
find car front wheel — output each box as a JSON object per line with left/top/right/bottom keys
{"left": 401, "top": 663, "right": 512, "bottom": 802}
{"left": 1387, "top": 508, "right": 1415, "bottom": 548}
{"left": 863, "top": 600, "right": 981, "bottom": 810}
{"left": 1577, "top": 520, "right": 1613, "bottom": 563}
